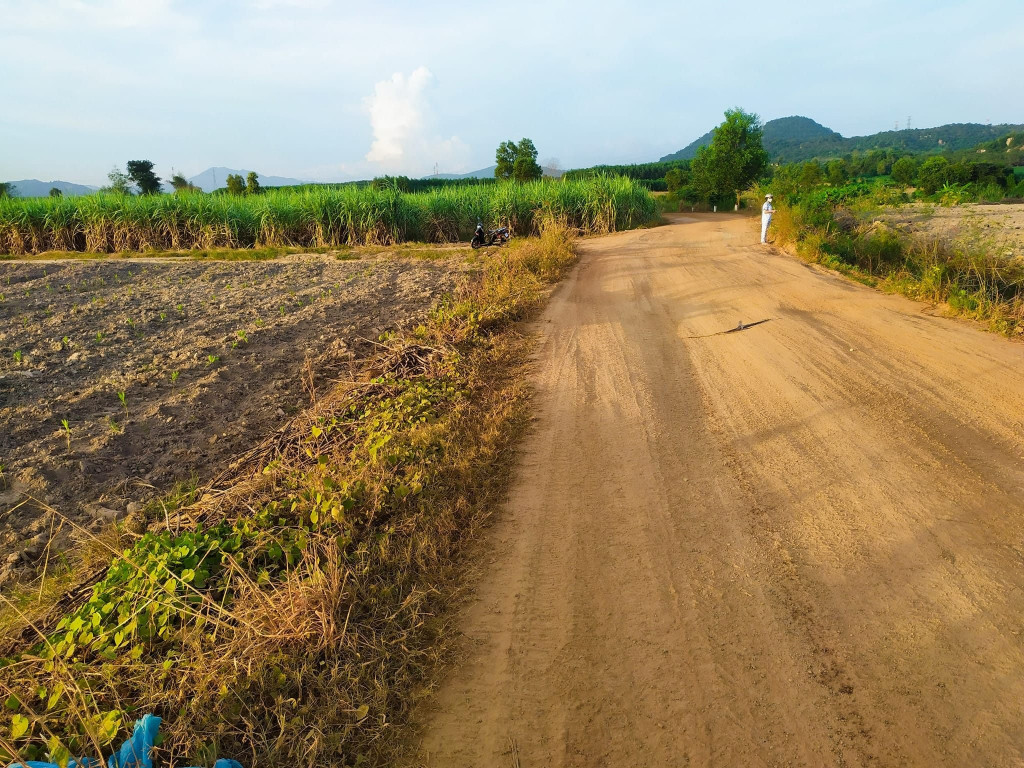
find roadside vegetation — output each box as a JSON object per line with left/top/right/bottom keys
{"left": 0, "top": 220, "right": 591, "bottom": 766}
{"left": 0, "top": 177, "right": 655, "bottom": 256}
{"left": 760, "top": 178, "right": 1023, "bottom": 336}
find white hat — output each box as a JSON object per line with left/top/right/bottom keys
{"left": 766, "top": 193, "right": 773, "bottom": 199}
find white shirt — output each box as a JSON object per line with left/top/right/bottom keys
{"left": 762, "top": 200, "right": 774, "bottom": 215}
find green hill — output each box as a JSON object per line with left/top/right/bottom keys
{"left": 660, "top": 116, "right": 1024, "bottom": 164}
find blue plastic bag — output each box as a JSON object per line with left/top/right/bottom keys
{"left": 7, "top": 714, "right": 243, "bottom": 768}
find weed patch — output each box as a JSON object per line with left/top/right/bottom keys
{"left": 770, "top": 184, "right": 1024, "bottom": 336}
{"left": 0, "top": 222, "right": 579, "bottom": 766}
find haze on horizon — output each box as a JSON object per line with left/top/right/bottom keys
{"left": 1, "top": 0, "right": 1021, "bottom": 187}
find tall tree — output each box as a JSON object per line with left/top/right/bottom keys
{"left": 225, "top": 174, "right": 246, "bottom": 195}
{"left": 512, "top": 138, "right": 542, "bottom": 182}
{"left": 495, "top": 139, "right": 543, "bottom": 182}
{"left": 246, "top": 171, "right": 261, "bottom": 195}
{"left": 169, "top": 172, "right": 200, "bottom": 193}
{"left": 0, "top": 182, "right": 16, "bottom": 198}
{"left": 126, "top": 160, "right": 162, "bottom": 195}
{"left": 891, "top": 156, "right": 918, "bottom": 186}
{"left": 825, "top": 159, "right": 848, "bottom": 186}
{"left": 799, "top": 161, "right": 823, "bottom": 189}
{"left": 101, "top": 167, "right": 132, "bottom": 195}
{"left": 665, "top": 167, "right": 687, "bottom": 193}
{"left": 495, "top": 140, "right": 518, "bottom": 180}
{"left": 918, "top": 156, "right": 949, "bottom": 195}
{"left": 49, "top": 187, "right": 63, "bottom": 197}
{"left": 691, "top": 108, "right": 770, "bottom": 206}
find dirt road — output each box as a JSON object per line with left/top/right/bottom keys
{"left": 416, "top": 214, "right": 1024, "bottom": 767}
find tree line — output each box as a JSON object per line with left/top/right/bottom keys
{"left": 96, "top": 162, "right": 263, "bottom": 196}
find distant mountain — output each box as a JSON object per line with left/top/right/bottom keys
{"left": 5, "top": 179, "right": 98, "bottom": 198}
{"left": 660, "top": 131, "right": 714, "bottom": 163}
{"left": 423, "top": 164, "right": 564, "bottom": 180}
{"left": 660, "top": 116, "right": 1024, "bottom": 164}
{"left": 187, "top": 167, "right": 308, "bottom": 192}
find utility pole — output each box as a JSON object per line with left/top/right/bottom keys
{"left": 906, "top": 115, "right": 912, "bottom": 131}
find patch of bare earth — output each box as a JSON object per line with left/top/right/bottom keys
{"left": 0, "top": 252, "right": 468, "bottom": 583}
{"left": 875, "top": 201, "right": 1024, "bottom": 254}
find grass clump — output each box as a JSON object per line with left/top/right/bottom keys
{"left": 0, "top": 221, "right": 580, "bottom": 766}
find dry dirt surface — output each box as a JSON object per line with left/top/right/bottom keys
{"left": 877, "top": 201, "right": 1024, "bottom": 253}
{"left": 415, "top": 214, "right": 1024, "bottom": 767}
{"left": 0, "top": 253, "right": 465, "bottom": 581}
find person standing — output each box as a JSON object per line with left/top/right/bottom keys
{"left": 761, "top": 194, "right": 774, "bottom": 244}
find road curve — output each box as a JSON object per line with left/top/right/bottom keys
{"left": 415, "top": 214, "right": 1024, "bottom": 767}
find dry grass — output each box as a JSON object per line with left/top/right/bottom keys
{"left": 768, "top": 195, "right": 1024, "bottom": 336}
{"left": 0, "top": 222, "right": 579, "bottom": 766}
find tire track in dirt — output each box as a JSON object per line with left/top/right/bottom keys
{"left": 413, "top": 214, "right": 1024, "bottom": 767}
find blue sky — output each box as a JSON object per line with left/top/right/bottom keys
{"left": 1, "top": 0, "right": 1021, "bottom": 185}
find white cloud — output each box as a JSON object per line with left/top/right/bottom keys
{"left": 363, "top": 66, "right": 470, "bottom": 176}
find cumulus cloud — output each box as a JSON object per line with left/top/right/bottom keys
{"left": 364, "top": 66, "right": 469, "bottom": 176}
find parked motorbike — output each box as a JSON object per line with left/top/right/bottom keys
{"left": 471, "top": 222, "right": 511, "bottom": 249}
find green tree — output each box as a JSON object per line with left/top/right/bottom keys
{"left": 126, "top": 160, "right": 162, "bottom": 195}
{"left": 495, "top": 140, "right": 518, "bottom": 180}
{"left": 947, "top": 161, "right": 972, "bottom": 186}
{"left": 665, "top": 167, "right": 685, "bottom": 192}
{"left": 494, "top": 138, "right": 543, "bottom": 182}
{"left": 225, "top": 174, "right": 246, "bottom": 195}
{"left": 891, "top": 156, "right": 918, "bottom": 186}
{"left": 799, "top": 161, "right": 823, "bottom": 189}
{"left": 101, "top": 167, "right": 132, "bottom": 195}
{"left": 169, "top": 172, "right": 199, "bottom": 193}
{"left": 918, "top": 156, "right": 950, "bottom": 195}
{"left": 246, "top": 171, "right": 261, "bottom": 195}
{"left": 0, "top": 182, "right": 13, "bottom": 197}
{"left": 49, "top": 187, "right": 63, "bottom": 197}
{"left": 825, "top": 159, "right": 848, "bottom": 186}
{"left": 690, "top": 108, "right": 769, "bottom": 206}
{"left": 512, "top": 138, "right": 542, "bottom": 182}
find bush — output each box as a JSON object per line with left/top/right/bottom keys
{"left": 978, "top": 183, "right": 1006, "bottom": 203}
{"left": 891, "top": 156, "right": 918, "bottom": 186}
{"left": 918, "top": 156, "right": 950, "bottom": 195}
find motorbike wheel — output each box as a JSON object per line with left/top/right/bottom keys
{"left": 471, "top": 237, "right": 482, "bottom": 250}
